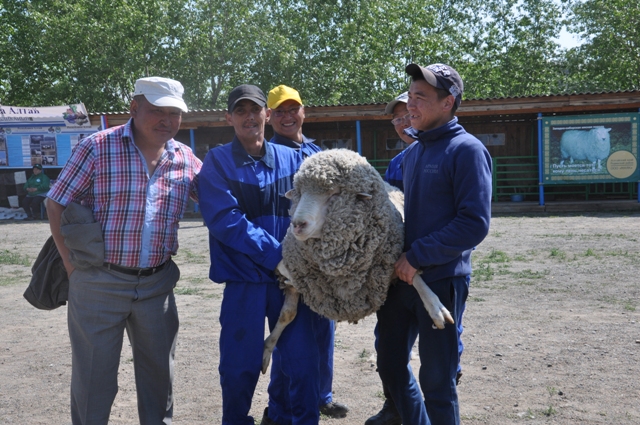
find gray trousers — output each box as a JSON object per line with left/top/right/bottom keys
{"left": 67, "top": 260, "right": 180, "bottom": 425}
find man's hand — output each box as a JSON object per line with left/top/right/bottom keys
{"left": 62, "top": 260, "right": 76, "bottom": 278}
{"left": 394, "top": 252, "right": 418, "bottom": 284}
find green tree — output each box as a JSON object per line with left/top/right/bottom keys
{"left": 0, "top": 0, "right": 172, "bottom": 111}
{"left": 163, "top": 0, "right": 273, "bottom": 110}
{"left": 566, "top": 0, "right": 640, "bottom": 92}
{"left": 457, "top": 0, "right": 567, "bottom": 98}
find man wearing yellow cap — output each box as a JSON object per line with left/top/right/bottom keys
{"left": 266, "top": 85, "right": 349, "bottom": 420}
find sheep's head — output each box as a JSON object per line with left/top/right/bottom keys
{"left": 287, "top": 149, "right": 383, "bottom": 243}
{"left": 286, "top": 186, "right": 372, "bottom": 241}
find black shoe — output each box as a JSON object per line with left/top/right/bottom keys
{"left": 259, "top": 407, "right": 281, "bottom": 425}
{"left": 365, "top": 399, "right": 401, "bottom": 425}
{"left": 24, "top": 216, "right": 35, "bottom": 221}
{"left": 456, "top": 371, "right": 463, "bottom": 385}
{"left": 320, "top": 401, "right": 349, "bottom": 418}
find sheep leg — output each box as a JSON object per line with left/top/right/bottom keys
{"left": 412, "top": 274, "right": 454, "bottom": 329}
{"left": 262, "top": 285, "right": 299, "bottom": 374}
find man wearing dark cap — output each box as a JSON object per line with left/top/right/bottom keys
{"left": 198, "top": 84, "right": 322, "bottom": 425}
{"left": 47, "top": 76, "right": 202, "bottom": 424}
{"left": 375, "top": 64, "right": 492, "bottom": 425}
{"left": 22, "top": 163, "right": 50, "bottom": 220}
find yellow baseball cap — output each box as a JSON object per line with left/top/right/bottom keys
{"left": 267, "top": 85, "right": 303, "bottom": 109}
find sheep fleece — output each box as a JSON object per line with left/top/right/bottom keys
{"left": 282, "top": 149, "right": 404, "bottom": 323}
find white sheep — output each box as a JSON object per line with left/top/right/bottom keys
{"left": 262, "top": 149, "right": 453, "bottom": 373}
{"left": 559, "top": 126, "right": 611, "bottom": 170}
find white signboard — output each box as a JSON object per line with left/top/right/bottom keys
{"left": 0, "top": 104, "right": 92, "bottom": 129}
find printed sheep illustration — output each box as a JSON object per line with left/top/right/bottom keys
{"left": 262, "top": 149, "right": 453, "bottom": 373}
{"left": 559, "top": 126, "right": 611, "bottom": 170}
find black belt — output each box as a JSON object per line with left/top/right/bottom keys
{"left": 104, "top": 261, "right": 167, "bottom": 277}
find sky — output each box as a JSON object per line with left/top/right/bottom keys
{"left": 556, "top": 28, "right": 583, "bottom": 49}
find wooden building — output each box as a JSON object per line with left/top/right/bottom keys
{"left": 92, "top": 90, "right": 640, "bottom": 205}
{"left": 3, "top": 91, "right": 638, "bottom": 210}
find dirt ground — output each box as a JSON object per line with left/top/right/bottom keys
{"left": 1, "top": 213, "right": 639, "bottom": 425}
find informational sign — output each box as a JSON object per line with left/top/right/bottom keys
{"left": 541, "top": 113, "right": 639, "bottom": 184}
{"left": 0, "top": 104, "right": 100, "bottom": 168}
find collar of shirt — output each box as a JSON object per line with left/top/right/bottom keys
{"left": 411, "top": 117, "right": 460, "bottom": 143}
{"left": 270, "top": 132, "right": 316, "bottom": 149}
{"left": 231, "top": 136, "right": 275, "bottom": 169}
{"left": 123, "top": 118, "right": 177, "bottom": 161}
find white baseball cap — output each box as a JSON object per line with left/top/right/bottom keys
{"left": 133, "top": 77, "right": 188, "bottom": 112}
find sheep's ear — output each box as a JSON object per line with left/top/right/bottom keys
{"left": 285, "top": 189, "right": 296, "bottom": 199}
{"left": 356, "top": 192, "right": 372, "bottom": 200}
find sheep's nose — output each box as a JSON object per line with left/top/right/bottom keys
{"left": 291, "top": 220, "right": 309, "bottom": 235}
{"left": 292, "top": 219, "right": 307, "bottom": 234}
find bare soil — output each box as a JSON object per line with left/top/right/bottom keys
{"left": 1, "top": 213, "right": 639, "bottom": 424}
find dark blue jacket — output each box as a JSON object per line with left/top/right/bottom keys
{"left": 403, "top": 118, "right": 492, "bottom": 283}
{"left": 270, "top": 133, "right": 321, "bottom": 159}
{"left": 198, "top": 137, "right": 302, "bottom": 284}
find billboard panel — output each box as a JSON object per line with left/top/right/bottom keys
{"left": 542, "top": 113, "right": 639, "bottom": 185}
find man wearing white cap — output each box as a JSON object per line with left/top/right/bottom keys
{"left": 47, "top": 76, "right": 202, "bottom": 424}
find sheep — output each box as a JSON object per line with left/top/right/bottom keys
{"left": 262, "top": 149, "right": 453, "bottom": 373}
{"left": 559, "top": 126, "right": 611, "bottom": 170}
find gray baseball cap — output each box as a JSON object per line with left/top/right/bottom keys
{"left": 384, "top": 92, "right": 409, "bottom": 114}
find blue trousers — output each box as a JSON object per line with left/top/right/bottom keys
{"left": 269, "top": 315, "right": 335, "bottom": 421}
{"left": 377, "top": 276, "right": 469, "bottom": 425}
{"left": 219, "top": 282, "right": 321, "bottom": 425}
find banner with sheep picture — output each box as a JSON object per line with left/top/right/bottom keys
{"left": 542, "top": 113, "right": 639, "bottom": 184}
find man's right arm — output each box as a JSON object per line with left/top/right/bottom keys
{"left": 198, "top": 149, "right": 283, "bottom": 271}
{"left": 47, "top": 200, "right": 75, "bottom": 276}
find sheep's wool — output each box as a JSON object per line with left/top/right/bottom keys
{"left": 282, "top": 149, "right": 404, "bottom": 322}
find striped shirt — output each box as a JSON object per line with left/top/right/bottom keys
{"left": 48, "top": 119, "right": 202, "bottom": 268}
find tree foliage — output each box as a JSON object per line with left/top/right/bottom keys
{"left": 0, "top": 0, "right": 637, "bottom": 111}
{"left": 565, "top": 0, "right": 640, "bottom": 92}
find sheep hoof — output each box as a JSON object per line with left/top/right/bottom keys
{"left": 431, "top": 308, "right": 454, "bottom": 330}
{"left": 261, "top": 349, "right": 272, "bottom": 374}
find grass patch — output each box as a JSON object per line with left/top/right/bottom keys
{"left": 549, "top": 248, "right": 566, "bottom": 260}
{"left": 0, "top": 250, "right": 31, "bottom": 266}
{"left": 468, "top": 296, "right": 485, "bottom": 302}
{"left": 0, "top": 274, "right": 29, "bottom": 286}
{"left": 176, "top": 248, "right": 208, "bottom": 264}
{"left": 513, "top": 269, "right": 548, "bottom": 279}
{"left": 605, "top": 250, "right": 636, "bottom": 258}
{"left": 174, "top": 286, "right": 202, "bottom": 295}
{"left": 472, "top": 263, "right": 494, "bottom": 281}
{"left": 512, "top": 253, "right": 529, "bottom": 262}
{"left": 182, "top": 276, "right": 210, "bottom": 285}
{"left": 485, "top": 249, "right": 509, "bottom": 263}
{"left": 583, "top": 248, "right": 599, "bottom": 257}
